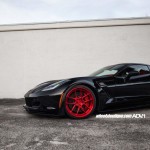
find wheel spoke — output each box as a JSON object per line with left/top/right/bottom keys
{"left": 66, "top": 102, "right": 76, "bottom": 105}
{"left": 80, "top": 106, "right": 85, "bottom": 112}
{"left": 71, "top": 105, "right": 76, "bottom": 111}
{"left": 84, "top": 99, "right": 93, "bottom": 103}
{"left": 82, "top": 93, "right": 90, "bottom": 99}
{"left": 84, "top": 103, "right": 90, "bottom": 109}
{"left": 76, "top": 107, "right": 80, "bottom": 114}
{"left": 67, "top": 96, "right": 76, "bottom": 100}
{"left": 75, "top": 89, "right": 78, "bottom": 98}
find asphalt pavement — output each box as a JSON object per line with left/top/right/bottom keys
{"left": 0, "top": 99, "right": 150, "bottom": 150}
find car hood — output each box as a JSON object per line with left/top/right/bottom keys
{"left": 29, "top": 75, "right": 114, "bottom": 93}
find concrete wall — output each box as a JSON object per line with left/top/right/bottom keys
{"left": 0, "top": 18, "right": 150, "bottom": 98}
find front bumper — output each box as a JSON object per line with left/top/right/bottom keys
{"left": 24, "top": 95, "right": 62, "bottom": 115}
{"left": 23, "top": 104, "right": 59, "bottom": 115}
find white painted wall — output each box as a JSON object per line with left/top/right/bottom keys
{"left": 0, "top": 18, "right": 150, "bottom": 98}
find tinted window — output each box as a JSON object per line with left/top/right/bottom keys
{"left": 119, "top": 65, "right": 150, "bottom": 77}
{"left": 90, "top": 64, "right": 124, "bottom": 77}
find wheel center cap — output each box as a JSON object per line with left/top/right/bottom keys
{"left": 76, "top": 98, "right": 83, "bottom": 105}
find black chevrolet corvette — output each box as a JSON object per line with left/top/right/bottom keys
{"left": 24, "top": 63, "right": 150, "bottom": 119}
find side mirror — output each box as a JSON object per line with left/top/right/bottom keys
{"left": 126, "top": 71, "right": 139, "bottom": 79}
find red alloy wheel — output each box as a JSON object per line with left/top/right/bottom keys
{"left": 65, "top": 86, "right": 96, "bottom": 119}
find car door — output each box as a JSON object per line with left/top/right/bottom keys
{"left": 114, "top": 64, "right": 150, "bottom": 106}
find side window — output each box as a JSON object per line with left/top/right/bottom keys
{"left": 119, "top": 65, "right": 150, "bottom": 77}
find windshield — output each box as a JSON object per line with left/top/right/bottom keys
{"left": 90, "top": 64, "right": 123, "bottom": 77}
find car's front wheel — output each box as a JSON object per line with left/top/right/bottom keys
{"left": 64, "top": 85, "right": 96, "bottom": 119}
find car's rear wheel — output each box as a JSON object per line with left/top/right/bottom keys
{"left": 64, "top": 85, "right": 96, "bottom": 119}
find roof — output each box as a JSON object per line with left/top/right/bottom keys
{"left": 115, "top": 63, "right": 150, "bottom": 66}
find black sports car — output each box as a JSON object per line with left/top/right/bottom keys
{"left": 24, "top": 63, "right": 150, "bottom": 119}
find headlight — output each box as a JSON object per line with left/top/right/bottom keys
{"left": 42, "top": 80, "right": 69, "bottom": 91}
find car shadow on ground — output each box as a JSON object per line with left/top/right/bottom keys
{"left": 26, "top": 106, "right": 150, "bottom": 120}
